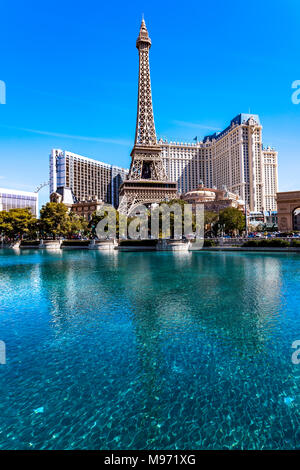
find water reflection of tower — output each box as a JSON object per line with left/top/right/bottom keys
{"left": 117, "top": 253, "right": 168, "bottom": 445}
{"left": 39, "top": 252, "right": 114, "bottom": 333}
{"left": 185, "top": 253, "right": 283, "bottom": 355}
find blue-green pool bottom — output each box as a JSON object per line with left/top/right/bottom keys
{"left": 0, "top": 249, "right": 300, "bottom": 449}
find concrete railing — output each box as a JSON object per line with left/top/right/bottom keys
{"left": 39, "top": 239, "right": 62, "bottom": 249}
{"left": 89, "top": 239, "right": 115, "bottom": 250}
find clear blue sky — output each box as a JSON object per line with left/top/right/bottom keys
{"left": 0, "top": 0, "right": 299, "bottom": 208}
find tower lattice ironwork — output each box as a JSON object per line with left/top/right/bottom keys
{"left": 118, "top": 19, "right": 177, "bottom": 214}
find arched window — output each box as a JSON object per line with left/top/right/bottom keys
{"left": 293, "top": 208, "right": 300, "bottom": 231}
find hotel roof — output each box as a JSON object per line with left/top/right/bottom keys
{"left": 203, "top": 113, "right": 260, "bottom": 143}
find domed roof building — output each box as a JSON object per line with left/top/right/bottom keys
{"left": 182, "top": 182, "right": 245, "bottom": 213}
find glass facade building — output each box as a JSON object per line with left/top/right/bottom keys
{"left": 50, "top": 149, "right": 128, "bottom": 209}
{"left": 0, "top": 188, "right": 38, "bottom": 217}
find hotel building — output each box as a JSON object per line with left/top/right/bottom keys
{"left": 50, "top": 149, "right": 128, "bottom": 208}
{"left": 49, "top": 114, "right": 278, "bottom": 214}
{"left": 0, "top": 188, "right": 38, "bottom": 217}
{"left": 160, "top": 114, "right": 278, "bottom": 212}
{"left": 262, "top": 147, "right": 278, "bottom": 211}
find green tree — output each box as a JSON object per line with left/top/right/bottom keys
{"left": 39, "top": 202, "right": 70, "bottom": 239}
{"left": 65, "top": 212, "right": 90, "bottom": 238}
{"left": 204, "top": 211, "right": 218, "bottom": 226}
{"left": 204, "top": 211, "right": 219, "bottom": 236}
{"left": 218, "top": 207, "right": 245, "bottom": 235}
{"left": 90, "top": 207, "right": 132, "bottom": 239}
{"left": 158, "top": 199, "right": 188, "bottom": 239}
{"left": 0, "top": 208, "right": 37, "bottom": 240}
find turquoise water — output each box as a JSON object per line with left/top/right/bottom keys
{"left": 0, "top": 249, "right": 300, "bottom": 450}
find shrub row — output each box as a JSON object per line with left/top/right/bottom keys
{"left": 243, "top": 239, "right": 290, "bottom": 248}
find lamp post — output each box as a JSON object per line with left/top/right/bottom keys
{"left": 245, "top": 202, "right": 248, "bottom": 237}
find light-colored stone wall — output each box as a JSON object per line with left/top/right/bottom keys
{"left": 277, "top": 191, "right": 300, "bottom": 231}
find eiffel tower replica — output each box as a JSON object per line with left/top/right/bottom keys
{"left": 118, "top": 19, "right": 177, "bottom": 214}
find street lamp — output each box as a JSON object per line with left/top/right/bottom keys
{"left": 244, "top": 201, "right": 248, "bottom": 237}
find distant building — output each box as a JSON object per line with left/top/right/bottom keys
{"left": 249, "top": 211, "right": 278, "bottom": 229}
{"left": 50, "top": 149, "right": 128, "bottom": 208}
{"left": 49, "top": 187, "right": 76, "bottom": 207}
{"left": 182, "top": 182, "right": 245, "bottom": 213}
{"left": 262, "top": 147, "right": 278, "bottom": 212}
{"left": 264, "top": 211, "right": 278, "bottom": 228}
{"left": 248, "top": 211, "right": 265, "bottom": 227}
{"left": 0, "top": 188, "right": 38, "bottom": 217}
{"left": 71, "top": 198, "right": 104, "bottom": 221}
{"left": 50, "top": 187, "right": 104, "bottom": 221}
{"left": 160, "top": 114, "right": 278, "bottom": 213}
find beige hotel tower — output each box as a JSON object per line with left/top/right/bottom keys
{"left": 160, "top": 114, "right": 278, "bottom": 213}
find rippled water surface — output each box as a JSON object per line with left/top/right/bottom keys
{"left": 0, "top": 249, "right": 300, "bottom": 449}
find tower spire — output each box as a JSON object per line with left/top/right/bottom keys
{"left": 136, "top": 16, "right": 151, "bottom": 48}
{"left": 134, "top": 17, "right": 156, "bottom": 146}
